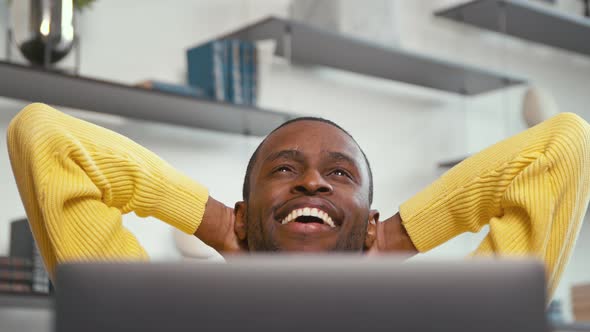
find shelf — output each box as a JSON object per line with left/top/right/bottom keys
{"left": 215, "top": 16, "right": 525, "bottom": 95}
{"left": 436, "top": 0, "right": 590, "bottom": 57}
{"left": 0, "top": 61, "right": 295, "bottom": 136}
{"left": 438, "top": 156, "right": 469, "bottom": 168}
{"left": 552, "top": 322, "right": 590, "bottom": 331}
{"left": 0, "top": 293, "right": 53, "bottom": 309}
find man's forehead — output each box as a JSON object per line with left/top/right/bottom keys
{"left": 259, "top": 120, "right": 363, "bottom": 161}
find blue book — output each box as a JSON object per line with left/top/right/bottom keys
{"left": 228, "top": 40, "right": 244, "bottom": 104}
{"left": 219, "top": 40, "right": 233, "bottom": 102}
{"left": 239, "top": 41, "right": 256, "bottom": 106}
{"left": 187, "top": 40, "right": 228, "bottom": 101}
{"left": 143, "top": 80, "right": 205, "bottom": 99}
{"left": 250, "top": 42, "right": 258, "bottom": 106}
{"left": 240, "top": 41, "right": 250, "bottom": 105}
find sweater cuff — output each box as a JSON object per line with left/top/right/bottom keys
{"left": 399, "top": 194, "right": 461, "bottom": 253}
{"left": 399, "top": 169, "right": 477, "bottom": 253}
{"left": 398, "top": 138, "right": 514, "bottom": 253}
{"left": 139, "top": 170, "right": 209, "bottom": 235}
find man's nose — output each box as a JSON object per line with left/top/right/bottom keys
{"left": 293, "top": 170, "right": 333, "bottom": 195}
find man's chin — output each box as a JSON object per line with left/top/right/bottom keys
{"left": 269, "top": 237, "right": 341, "bottom": 252}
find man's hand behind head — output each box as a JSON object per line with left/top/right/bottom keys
{"left": 366, "top": 212, "right": 418, "bottom": 256}
{"left": 194, "top": 197, "right": 246, "bottom": 253}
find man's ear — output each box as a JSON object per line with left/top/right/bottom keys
{"left": 234, "top": 201, "right": 247, "bottom": 242}
{"left": 364, "top": 209, "right": 379, "bottom": 250}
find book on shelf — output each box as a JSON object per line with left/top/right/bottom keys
{"left": 4, "top": 219, "right": 53, "bottom": 296}
{"left": 187, "top": 39, "right": 258, "bottom": 106}
{"left": 228, "top": 40, "right": 244, "bottom": 105}
{"left": 0, "top": 256, "right": 35, "bottom": 295}
{"left": 187, "top": 40, "right": 228, "bottom": 102}
{"left": 239, "top": 40, "right": 258, "bottom": 106}
{"left": 0, "top": 282, "right": 32, "bottom": 294}
{"left": 0, "top": 270, "right": 33, "bottom": 282}
{"left": 240, "top": 41, "right": 249, "bottom": 105}
{"left": 250, "top": 42, "right": 258, "bottom": 106}
{"left": 572, "top": 283, "right": 590, "bottom": 321}
{"left": 31, "top": 242, "right": 50, "bottom": 294}
{"left": 9, "top": 218, "right": 34, "bottom": 259}
{"left": 137, "top": 80, "right": 205, "bottom": 99}
{"left": 0, "top": 257, "right": 33, "bottom": 269}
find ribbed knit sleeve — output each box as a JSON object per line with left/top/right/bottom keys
{"left": 7, "top": 103, "right": 209, "bottom": 279}
{"left": 400, "top": 112, "right": 590, "bottom": 295}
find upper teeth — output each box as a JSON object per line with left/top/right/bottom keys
{"left": 281, "top": 207, "right": 336, "bottom": 228}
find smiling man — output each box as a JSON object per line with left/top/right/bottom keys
{"left": 7, "top": 103, "right": 590, "bottom": 296}
{"left": 234, "top": 118, "right": 378, "bottom": 252}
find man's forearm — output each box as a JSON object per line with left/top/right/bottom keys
{"left": 7, "top": 103, "right": 211, "bottom": 278}
{"left": 396, "top": 112, "right": 590, "bottom": 294}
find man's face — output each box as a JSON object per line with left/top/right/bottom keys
{"left": 241, "top": 120, "right": 374, "bottom": 252}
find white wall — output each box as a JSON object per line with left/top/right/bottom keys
{"left": 1, "top": 0, "right": 589, "bottom": 320}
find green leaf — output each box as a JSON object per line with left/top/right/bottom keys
{"left": 73, "top": 0, "right": 98, "bottom": 11}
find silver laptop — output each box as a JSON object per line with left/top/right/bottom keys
{"left": 54, "top": 256, "right": 549, "bottom": 332}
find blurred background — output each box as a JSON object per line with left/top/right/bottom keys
{"left": 0, "top": 0, "right": 589, "bottom": 327}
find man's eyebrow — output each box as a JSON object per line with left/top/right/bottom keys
{"left": 264, "top": 149, "right": 304, "bottom": 163}
{"left": 327, "top": 151, "right": 360, "bottom": 169}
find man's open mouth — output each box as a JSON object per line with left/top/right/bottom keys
{"left": 280, "top": 207, "right": 336, "bottom": 228}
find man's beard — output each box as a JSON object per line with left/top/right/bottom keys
{"left": 244, "top": 210, "right": 368, "bottom": 252}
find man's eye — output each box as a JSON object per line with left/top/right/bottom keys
{"left": 274, "top": 166, "right": 293, "bottom": 173}
{"left": 330, "top": 169, "right": 351, "bottom": 178}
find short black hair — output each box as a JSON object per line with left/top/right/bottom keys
{"left": 242, "top": 117, "right": 374, "bottom": 204}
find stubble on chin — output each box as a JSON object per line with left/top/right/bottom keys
{"left": 246, "top": 214, "right": 280, "bottom": 252}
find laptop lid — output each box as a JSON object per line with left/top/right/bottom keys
{"left": 55, "top": 256, "right": 549, "bottom": 332}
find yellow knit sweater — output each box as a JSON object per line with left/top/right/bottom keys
{"left": 7, "top": 103, "right": 590, "bottom": 296}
